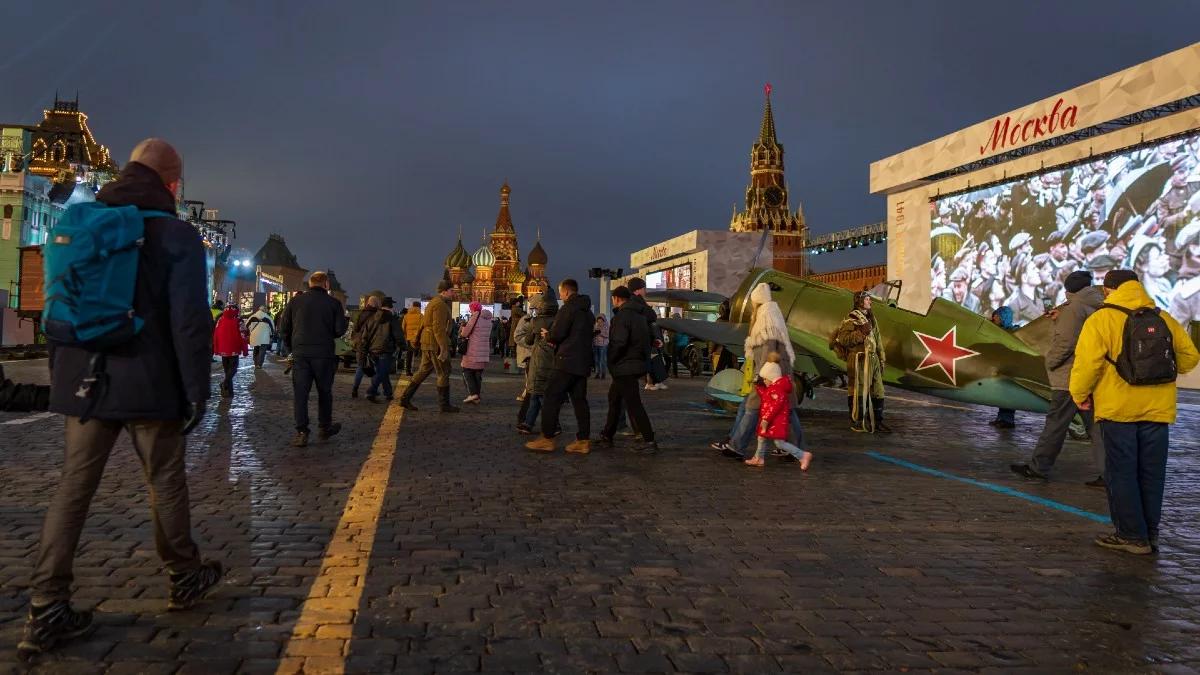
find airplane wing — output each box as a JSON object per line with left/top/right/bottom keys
{"left": 657, "top": 318, "right": 748, "bottom": 354}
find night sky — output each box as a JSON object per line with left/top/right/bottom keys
{"left": 3, "top": 1, "right": 1197, "bottom": 301}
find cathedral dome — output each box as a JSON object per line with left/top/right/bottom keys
{"left": 444, "top": 238, "right": 471, "bottom": 269}
{"left": 472, "top": 242, "right": 496, "bottom": 267}
{"left": 527, "top": 239, "right": 548, "bottom": 266}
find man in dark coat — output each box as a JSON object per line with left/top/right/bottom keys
{"left": 599, "top": 286, "right": 656, "bottom": 452}
{"left": 22, "top": 140, "right": 221, "bottom": 659}
{"left": 364, "top": 297, "right": 402, "bottom": 403}
{"left": 278, "top": 270, "right": 348, "bottom": 446}
{"left": 526, "top": 278, "right": 594, "bottom": 454}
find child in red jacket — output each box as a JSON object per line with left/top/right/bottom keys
{"left": 746, "top": 355, "right": 812, "bottom": 470}
{"left": 213, "top": 306, "right": 249, "bottom": 397}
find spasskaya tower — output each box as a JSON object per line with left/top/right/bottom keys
{"left": 729, "top": 84, "right": 808, "bottom": 277}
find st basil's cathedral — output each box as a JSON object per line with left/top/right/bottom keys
{"left": 442, "top": 183, "right": 549, "bottom": 304}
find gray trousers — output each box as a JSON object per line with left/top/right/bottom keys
{"left": 31, "top": 417, "right": 202, "bottom": 604}
{"left": 1030, "top": 389, "right": 1105, "bottom": 477}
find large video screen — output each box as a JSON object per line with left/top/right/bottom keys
{"left": 931, "top": 132, "right": 1200, "bottom": 327}
{"left": 646, "top": 263, "right": 693, "bottom": 290}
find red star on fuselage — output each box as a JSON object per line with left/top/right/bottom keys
{"left": 913, "top": 326, "right": 979, "bottom": 385}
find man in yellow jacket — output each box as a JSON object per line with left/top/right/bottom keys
{"left": 401, "top": 301, "right": 423, "bottom": 376}
{"left": 1070, "top": 270, "right": 1199, "bottom": 555}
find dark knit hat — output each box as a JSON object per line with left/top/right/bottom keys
{"left": 1063, "top": 270, "right": 1093, "bottom": 294}
{"left": 611, "top": 285, "right": 631, "bottom": 300}
{"left": 1103, "top": 269, "right": 1139, "bottom": 290}
{"left": 627, "top": 277, "right": 646, "bottom": 292}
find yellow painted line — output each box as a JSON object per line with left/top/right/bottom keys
{"left": 276, "top": 402, "right": 405, "bottom": 675}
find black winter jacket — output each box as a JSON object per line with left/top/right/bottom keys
{"left": 548, "top": 294, "right": 595, "bottom": 376}
{"left": 279, "top": 287, "right": 348, "bottom": 358}
{"left": 48, "top": 162, "right": 212, "bottom": 420}
{"left": 607, "top": 302, "right": 652, "bottom": 377}
{"left": 627, "top": 294, "right": 663, "bottom": 345}
{"left": 366, "top": 309, "right": 401, "bottom": 355}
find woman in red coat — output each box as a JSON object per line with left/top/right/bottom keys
{"left": 213, "top": 306, "right": 249, "bottom": 397}
{"left": 746, "top": 355, "right": 812, "bottom": 469}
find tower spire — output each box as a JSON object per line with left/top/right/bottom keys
{"left": 759, "top": 83, "right": 777, "bottom": 145}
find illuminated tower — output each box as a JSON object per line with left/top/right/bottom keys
{"left": 525, "top": 233, "right": 549, "bottom": 296}
{"left": 443, "top": 230, "right": 472, "bottom": 299}
{"left": 488, "top": 182, "right": 520, "bottom": 302}
{"left": 729, "top": 84, "right": 808, "bottom": 277}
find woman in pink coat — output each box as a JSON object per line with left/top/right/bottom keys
{"left": 460, "top": 301, "right": 493, "bottom": 403}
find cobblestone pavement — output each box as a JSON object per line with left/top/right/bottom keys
{"left": 1, "top": 357, "right": 1198, "bottom": 673}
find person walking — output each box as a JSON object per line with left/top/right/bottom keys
{"left": 402, "top": 301, "right": 422, "bottom": 376}
{"left": 364, "top": 297, "right": 402, "bottom": 403}
{"left": 513, "top": 299, "right": 534, "bottom": 396}
{"left": 507, "top": 298, "right": 525, "bottom": 367}
{"left": 744, "top": 354, "right": 812, "bottom": 470}
{"left": 246, "top": 305, "right": 274, "bottom": 369}
{"left": 213, "top": 306, "right": 248, "bottom": 397}
{"left": 273, "top": 302, "right": 290, "bottom": 359}
{"left": 627, "top": 278, "right": 666, "bottom": 391}
{"left": 517, "top": 292, "right": 557, "bottom": 432}
{"left": 592, "top": 314, "right": 610, "bottom": 379}
{"left": 598, "top": 286, "right": 656, "bottom": 452}
{"left": 1011, "top": 271, "right": 1107, "bottom": 485}
{"left": 1070, "top": 269, "right": 1198, "bottom": 555}
{"left": 832, "top": 291, "right": 890, "bottom": 433}
{"left": 988, "top": 306, "right": 1018, "bottom": 429}
{"left": 20, "top": 139, "right": 221, "bottom": 658}
{"left": 711, "top": 283, "right": 803, "bottom": 458}
{"left": 278, "top": 271, "right": 348, "bottom": 447}
{"left": 460, "top": 301, "right": 494, "bottom": 403}
{"left": 350, "top": 295, "right": 381, "bottom": 399}
{"left": 526, "top": 279, "right": 594, "bottom": 453}
{"left": 399, "top": 280, "right": 458, "bottom": 413}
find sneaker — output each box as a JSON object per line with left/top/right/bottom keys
{"left": 566, "top": 439, "right": 591, "bottom": 454}
{"left": 291, "top": 431, "right": 309, "bottom": 448}
{"left": 526, "top": 437, "right": 557, "bottom": 453}
{"left": 1094, "top": 533, "right": 1152, "bottom": 555}
{"left": 721, "top": 447, "right": 746, "bottom": 460}
{"left": 318, "top": 423, "right": 342, "bottom": 440}
{"left": 1085, "top": 476, "right": 1106, "bottom": 489}
{"left": 168, "top": 560, "right": 224, "bottom": 611}
{"left": 710, "top": 440, "right": 731, "bottom": 452}
{"left": 17, "top": 601, "right": 95, "bottom": 659}
{"left": 516, "top": 423, "right": 533, "bottom": 435}
{"left": 463, "top": 394, "right": 479, "bottom": 403}
{"left": 1010, "top": 463, "right": 1047, "bottom": 480}
{"left": 632, "top": 440, "right": 659, "bottom": 455}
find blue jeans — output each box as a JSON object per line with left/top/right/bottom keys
{"left": 593, "top": 346, "right": 608, "bottom": 377}
{"left": 1101, "top": 421, "right": 1169, "bottom": 542}
{"left": 730, "top": 399, "right": 804, "bottom": 452}
{"left": 755, "top": 437, "right": 806, "bottom": 461}
{"left": 367, "top": 354, "right": 394, "bottom": 398}
{"left": 524, "top": 394, "right": 544, "bottom": 428}
{"left": 353, "top": 365, "right": 366, "bottom": 392}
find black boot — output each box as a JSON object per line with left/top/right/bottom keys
{"left": 873, "top": 398, "right": 892, "bottom": 433}
{"left": 399, "top": 382, "right": 418, "bottom": 411}
{"left": 438, "top": 386, "right": 460, "bottom": 413}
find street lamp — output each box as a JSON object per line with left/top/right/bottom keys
{"left": 588, "top": 267, "right": 624, "bottom": 317}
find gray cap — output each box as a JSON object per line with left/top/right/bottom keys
{"left": 129, "top": 138, "right": 182, "bottom": 185}
{"left": 1079, "top": 230, "right": 1110, "bottom": 252}
{"left": 1086, "top": 254, "right": 1118, "bottom": 271}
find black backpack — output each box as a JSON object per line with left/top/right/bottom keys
{"left": 1102, "top": 304, "right": 1177, "bottom": 386}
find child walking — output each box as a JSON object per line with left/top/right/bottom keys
{"left": 746, "top": 354, "right": 812, "bottom": 469}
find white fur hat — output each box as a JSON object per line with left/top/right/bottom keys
{"left": 758, "top": 361, "right": 782, "bottom": 383}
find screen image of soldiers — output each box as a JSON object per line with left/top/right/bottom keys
{"left": 941, "top": 267, "right": 981, "bottom": 312}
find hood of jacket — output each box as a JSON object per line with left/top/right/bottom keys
{"left": 563, "top": 294, "right": 591, "bottom": 312}
{"left": 992, "top": 306, "right": 1014, "bottom": 329}
{"left": 481, "top": 308, "right": 493, "bottom": 320}
{"left": 97, "top": 161, "right": 177, "bottom": 212}
{"left": 1104, "top": 280, "right": 1156, "bottom": 310}
{"left": 750, "top": 282, "right": 772, "bottom": 306}
{"left": 1070, "top": 285, "right": 1105, "bottom": 310}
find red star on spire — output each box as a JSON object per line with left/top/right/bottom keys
{"left": 764, "top": 82, "right": 772, "bottom": 97}
{"left": 913, "top": 326, "right": 979, "bottom": 385}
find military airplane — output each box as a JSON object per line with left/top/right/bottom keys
{"left": 656, "top": 268, "right": 1055, "bottom": 414}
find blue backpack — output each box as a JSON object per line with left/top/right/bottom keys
{"left": 42, "top": 202, "right": 173, "bottom": 347}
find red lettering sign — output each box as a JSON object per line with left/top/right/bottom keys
{"left": 979, "top": 97, "right": 1079, "bottom": 156}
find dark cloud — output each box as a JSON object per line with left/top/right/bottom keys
{"left": 3, "top": 1, "right": 1195, "bottom": 299}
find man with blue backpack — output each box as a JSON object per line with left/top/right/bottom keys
{"left": 19, "top": 139, "right": 221, "bottom": 660}
{"left": 1071, "top": 269, "right": 1199, "bottom": 555}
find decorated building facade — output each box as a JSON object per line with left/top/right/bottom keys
{"left": 729, "top": 86, "right": 808, "bottom": 277}
{"left": 442, "top": 183, "right": 550, "bottom": 303}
